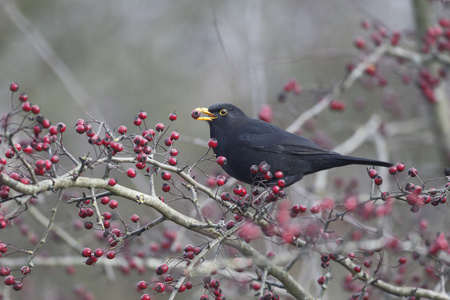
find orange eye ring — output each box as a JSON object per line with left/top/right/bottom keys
{"left": 219, "top": 109, "right": 227, "bottom": 116}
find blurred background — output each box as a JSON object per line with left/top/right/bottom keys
{"left": 0, "top": 0, "right": 449, "bottom": 299}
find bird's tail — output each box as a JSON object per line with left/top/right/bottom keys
{"left": 336, "top": 155, "right": 392, "bottom": 168}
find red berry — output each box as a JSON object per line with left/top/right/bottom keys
{"left": 106, "top": 251, "right": 116, "bottom": 259}
{"left": 216, "top": 175, "right": 227, "bottom": 186}
{"left": 138, "top": 111, "right": 148, "bottom": 119}
{"left": 100, "top": 196, "right": 110, "bottom": 205}
{"left": 354, "top": 37, "right": 366, "bottom": 49}
{"left": 94, "top": 248, "right": 103, "bottom": 257}
{"left": 367, "top": 169, "right": 378, "bottom": 179}
{"left": 118, "top": 125, "right": 127, "bottom": 134}
{"left": 50, "top": 155, "right": 59, "bottom": 164}
{"left": 164, "top": 137, "right": 173, "bottom": 146}
{"left": 170, "top": 131, "right": 179, "bottom": 140}
{"left": 19, "top": 93, "right": 28, "bottom": 101}
{"left": 396, "top": 162, "right": 405, "bottom": 172}
{"left": 200, "top": 295, "right": 209, "bottom": 300}
{"left": 408, "top": 167, "right": 418, "bottom": 177}
{"left": 169, "top": 148, "right": 178, "bottom": 156}
{"left": 168, "top": 157, "right": 177, "bottom": 166}
{"left": 13, "top": 281, "right": 23, "bottom": 291}
{"left": 155, "top": 264, "right": 169, "bottom": 275}
{"left": 317, "top": 275, "right": 325, "bottom": 285}
{"left": 141, "top": 295, "right": 151, "bottom": 300}
{"left": 274, "top": 171, "right": 283, "bottom": 178}
{"left": 131, "top": 214, "right": 139, "bottom": 223}
{"left": 4, "top": 275, "right": 15, "bottom": 285}
{"left": 22, "top": 102, "right": 32, "bottom": 112}
{"left": 364, "top": 259, "right": 372, "bottom": 268}
{"left": 353, "top": 265, "right": 362, "bottom": 273}
{"left": 398, "top": 256, "right": 407, "bottom": 264}
{"left": 154, "top": 282, "right": 165, "bottom": 293}
{"left": 161, "top": 171, "right": 171, "bottom": 180}
{"left": 137, "top": 281, "right": 148, "bottom": 290}
{"left": 108, "top": 178, "right": 117, "bottom": 186}
{"left": 155, "top": 123, "right": 165, "bottom": 132}
{"left": 127, "top": 168, "right": 136, "bottom": 178}
{"left": 162, "top": 183, "right": 171, "bottom": 192}
{"left": 169, "top": 112, "right": 177, "bottom": 121}
{"left": 0, "top": 267, "right": 11, "bottom": 276}
{"left": 191, "top": 110, "right": 201, "bottom": 119}
{"left": 42, "top": 119, "right": 51, "bottom": 128}
{"left": 208, "top": 138, "right": 218, "bottom": 148}
{"left": 31, "top": 105, "right": 40, "bottom": 114}
{"left": 330, "top": 99, "right": 346, "bottom": 111}
{"left": 9, "top": 82, "right": 19, "bottom": 92}
{"left": 134, "top": 117, "right": 142, "bottom": 126}
{"left": 389, "top": 166, "right": 398, "bottom": 175}
{"left": 109, "top": 199, "right": 118, "bottom": 209}
{"left": 374, "top": 176, "right": 383, "bottom": 185}
{"left": 310, "top": 205, "right": 321, "bottom": 214}
{"left": 82, "top": 248, "right": 92, "bottom": 257}
{"left": 216, "top": 156, "right": 227, "bottom": 166}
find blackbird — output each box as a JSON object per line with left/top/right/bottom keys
{"left": 194, "top": 103, "right": 391, "bottom": 187}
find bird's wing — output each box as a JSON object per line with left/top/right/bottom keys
{"left": 238, "top": 131, "right": 335, "bottom": 156}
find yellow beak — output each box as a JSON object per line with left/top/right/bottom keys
{"left": 194, "top": 107, "right": 217, "bottom": 121}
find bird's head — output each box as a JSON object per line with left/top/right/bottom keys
{"left": 193, "top": 103, "right": 247, "bottom": 126}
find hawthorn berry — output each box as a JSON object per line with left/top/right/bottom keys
{"left": 168, "top": 157, "right": 177, "bottom": 166}
{"left": 137, "top": 281, "right": 148, "bottom": 290}
{"left": 22, "top": 102, "right": 32, "bottom": 112}
{"left": 396, "top": 162, "right": 405, "bottom": 172}
{"left": 161, "top": 171, "right": 171, "bottom": 181}
{"left": 140, "top": 295, "right": 151, "bottom": 300}
{"left": 81, "top": 248, "right": 92, "bottom": 257}
{"left": 374, "top": 176, "right": 383, "bottom": 185}
{"left": 408, "top": 167, "right": 418, "bottom": 177}
{"left": 164, "top": 137, "right": 173, "bottom": 146}
{"left": 0, "top": 267, "right": 11, "bottom": 276}
{"left": 106, "top": 251, "right": 116, "bottom": 259}
{"left": 19, "top": 93, "right": 28, "bottom": 101}
{"left": 155, "top": 123, "right": 165, "bottom": 132}
{"left": 127, "top": 168, "right": 136, "bottom": 178}
{"left": 317, "top": 275, "right": 326, "bottom": 285}
{"left": 9, "top": 82, "right": 19, "bottom": 92}
{"left": 100, "top": 196, "right": 110, "bottom": 205}
{"left": 31, "top": 105, "right": 40, "bottom": 114}
{"left": 4, "top": 275, "right": 15, "bottom": 285}
{"left": 398, "top": 256, "right": 407, "bottom": 264}
{"left": 118, "top": 125, "right": 127, "bottom": 134}
{"left": 389, "top": 166, "right": 398, "bottom": 175}
{"left": 134, "top": 117, "right": 142, "bottom": 126}
{"left": 138, "top": 111, "right": 148, "bottom": 119}
{"left": 208, "top": 138, "right": 218, "bottom": 148}
{"left": 168, "top": 112, "right": 177, "bottom": 121}
{"left": 216, "top": 175, "right": 227, "bottom": 186}
{"left": 170, "top": 131, "right": 179, "bottom": 140}
{"left": 191, "top": 109, "right": 201, "bottom": 119}
{"left": 94, "top": 248, "right": 103, "bottom": 257}
{"left": 367, "top": 169, "right": 378, "bottom": 179}
{"left": 109, "top": 199, "right": 118, "bottom": 209}
{"left": 131, "top": 214, "right": 139, "bottom": 223}
{"left": 155, "top": 264, "right": 169, "bottom": 275}
{"left": 108, "top": 178, "right": 117, "bottom": 186}
{"left": 169, "top": 148, "right": 178, "bottom": 156}
{"left": 154, "top": 282, "right": 165, "bottom": 293}
{"left": 353, "top": 265, "right": 362, "bottom": 273}
{"left": 13, "top": 281, "right": 23, "bottom": 291}
{"left": 162, "top": 183, "right": 171, "bottom": 192}
{"left": 216, "top": 156, "right": 227, "bottom": 166}
{"left": 330, "top": 99, "right": 346, "bottom": 111}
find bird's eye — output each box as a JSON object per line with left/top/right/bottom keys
{"left": 219, "top": 109, "right": 227, "bottom": 116}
